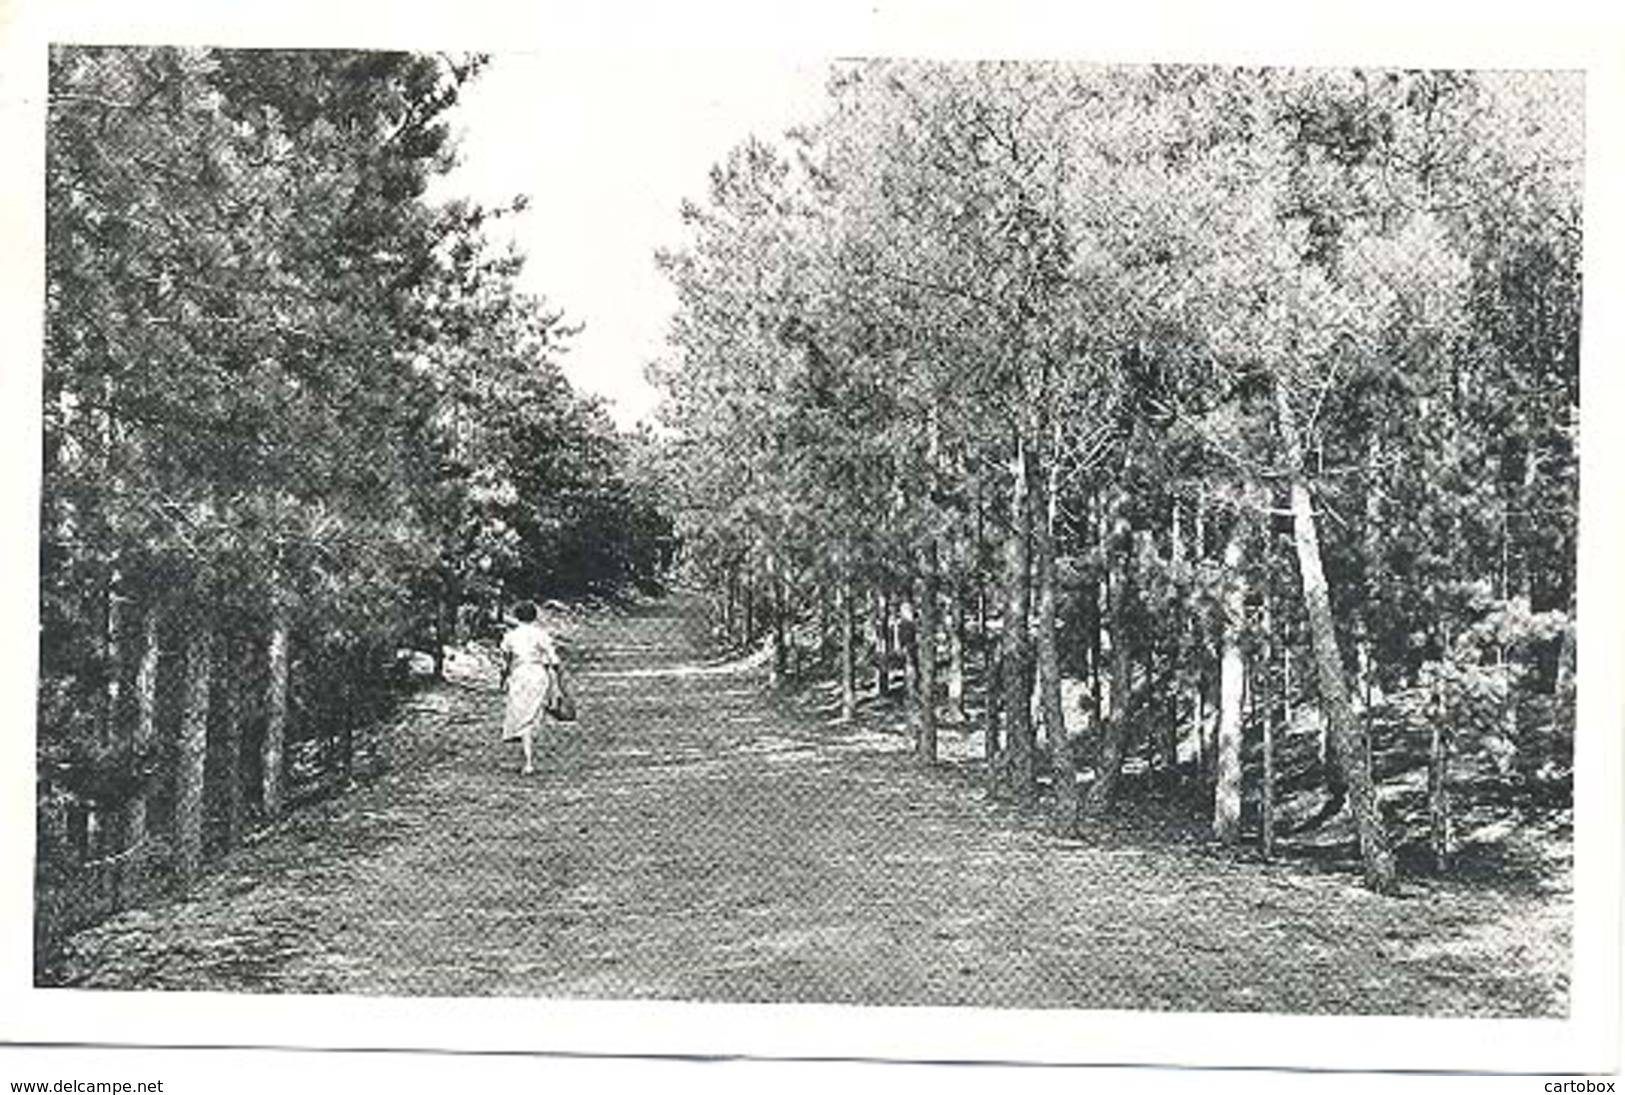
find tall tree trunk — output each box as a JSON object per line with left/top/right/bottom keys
{"left": 769, "top": 562, "right": 787, "bottom": 689}
{"left": 1261, "top": 587, "right": 1277, "bottom": 861}
{"left": 67, "top": 798, "right": 90, "bottom": 863}
{"left": 902, "top": 589, "right": 920, "bottom": 701}
{"left": 219, "top": 635, "right": 244, "bottom": 853}
{"left": 724, "top": 565, "right": 737, "bottom": 646}
{"left": 983, "top": 634, "right": 1004, "bottom": 794}
{"left": 975, "top": 481, "right": 992, "bottom": 649}
{"left": 1214, "top": 526, "right": 1246, "bottom": 846}
{"left": 263, "top": 596, "right": 290, "bottom": 822}
{"left": 1191, "top": 490, "right": 1210, "bottom": 779}
{"left": 1033, "top": 571, "right": 1066, "bottom": 757}
{"left": 1161, "top": 507, "right": 1186, "bottom": 793}
{"left": 1000, "top": 432, "right": 1036, "bottom": 807}
{"left": 1428, "top": 618, "right": 1455, "bottom": 874}
{"left": 336, "top": 645, "right": 356, "bottom": 786}
{"left": 1035, "top": 421, "right": 1067, "bottom": 754}
{"left": 176, "top": 622, "right": 213, "bottom": 890}
{"left": 1087, "top": 488, "right": 1104, "bottom": 738}
{"left": 1356, "top": 432, "right": 1382, "bottom": 709}
{"left": 945, "top": 556, "right": 968, "bottom": 723}
{"left": 101, "top": 568, "right": 124, "bottom": 748}
{"left": 816, "top": 581, "right": 832, "bottom": 671}
{"left": 1429, "top": 706, "right": 1452, "bottom": 874}
{"left": 1516, "top": 415, "right": 1538, "bottom": 606}
{"left": 839, "top": 573, "right": 857, "bottom": 722}
{"left": 1556, "top": 602, "right": 1576, "bottom": 696}
{"left": 431, "top": 588, "right": 449, "bottom": 680}
{"left": 95, "top": 567, "right": 124, "bottom": 869}
{"left": 1038, "top": 542, "right": 1076, "bottom": 833}
{"left": 1177, "top": 497, "right": 1207, "bottom": 792}
{"left": 1084, "top": 490, "right": 1133, "bottom": 815}
{"left": 1191, "top": 669, "right": 1207, "bottom": 783}
{"left": 1157, "top": 649, "right": 1180, "bottom": 790}
{"left": 1279, "top": 583, "right": 1295, "bottom": 841}
{"left": 1275, "top": 380, "right": 1397, "bottom": 894}
{"left": 122, "top": 606, "right": 161, "bottom": 892}
{"left": 743, "top": 572, "right": 755, "bottom": 648}
{"left": 1034, "top": 426, "right": 1073, "bottom": 833}
{"left": 874, "top": 586, "right": 892, "bottom": 698}
{"left": 915, "top": 547, "right": 939, "bottom": 764}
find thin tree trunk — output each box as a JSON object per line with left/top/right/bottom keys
{"left": 724, "top": 566, "right": 737, "bottom": 645}
{"left": 1282, "top": 633, "right": 1293, "bottom": 731}
{"left": 1192, "top": 490, "right": 1210, "bottom": 779}
{"left": 974, "top": 480, "right": 988, "bottom": 647}
{"left": 67, "top": 801, "right": 89, "bottom": 862}
{"left": 839, "top": 573, "right": 856, "bottom": 722}
{"left": 1000, "top": 432, "right": 1036, "bottom": 807}
{"left": 902, "top": 589, "right": 920, "bottom": 701}
{"left": 176, "top": 622, "right": 213, "bottom": 890}
{"left": 770, "top": 562, "right": 787, "bottom": 689}
{"left": 817, "top": 581, "right": 832, "bottom": 671}
{"left": 336, "top": 643, "right": 358, "bottom": 787}
{"left": 1191, "top": 670, "right": 1207, "bottom": 783}
{"left": 1034, "top": 427, "right": 1073, "bottom": 833}
{"left": 1261, "top": 587, "right": 1277, "bottom": 861}
{"left": 1164, "top": 505, "right": 1188, "bottom": 793}
{"left": 101, "top": 568, "right": 124, "bottom": 748}
{"left": 1517, "top": 417, "right": 1538, "bottom": 606}
{"left": 1088, "top": 489, "right": 1104, "bottom": 737}
{"left": 1153, "top": 643, "right": 1179, "bottom": 791}
{"left": 1429, "top": 708, "right": 1452, "bottom": 874}
{"left": 874, "top": 586, "right": 892, "bottom": 698}
{"left": 1357, "top": 432, "right": 1381, "bottom": 708}
{"left": 1275, "top": 380, "right": 1398, "bottom": 894}
{"left": 1084, "top": 490, "right": 1133, "bottom": 815}
{"left": 263, "top": 597, "right": 290, "bottom": 822}
{"left": 1428, "top": 615, "right": 1455, "bottom": 875}
{"left": 1089, "top": 590, "right": 1103, "bottom": 740}
{"left": 220, "top": 635, "right": 244, "bottom": 853}
{"left": 983, "top": 635, "right": 1004, "bottom": 793}
{"left": 945, "top": 553, "right": 968, "bottom": 723}
{"left": 94, "top": 567, "right": 124, "bottom": 870}
{"left": 1556, "top": 605, "right": 1576, "bottom": 695}
{"left": 1035, "top": 419, "right": 1067, "bottom": 753}
{"left": 1034, "top": 546, "right": 1066, "bottom": 764}
{"left": 122, "top": 606, "right": 160, "bottom": 891}
{"left": 915, "top": 546, "right": 939, "bottom": 764}
{"left": 431, "top": 589, "right": 449, "bottom": 680}
{"left": 1214, "top": 526, "right": 1246, "bottom": 846}
{"left": 1279, "top": 592, "right": 1294, "bottom": 837}
{"left": 1179, "top": 495, "right": 1207, "bottom": 791}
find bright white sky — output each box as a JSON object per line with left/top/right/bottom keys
{"left": 433, "top": 51, "right": 833, "bottom": 428}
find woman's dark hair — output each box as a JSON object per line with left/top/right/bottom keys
{"left": 514, "top": 600, "right": 539, "bottom": 623}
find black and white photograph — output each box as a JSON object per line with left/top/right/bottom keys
{"left": 3, "top": 2, "right": 1621, "bottom": 1090}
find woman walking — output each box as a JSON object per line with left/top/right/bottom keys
{"left": 499, "top": 600, "right": 561, "bottom": 775}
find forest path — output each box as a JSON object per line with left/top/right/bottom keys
{"left": 47, "top": 594, "right": 1567, "bottom": 1015}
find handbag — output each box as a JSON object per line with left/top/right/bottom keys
{"left": 546, "top": 667, "right": 578, "bottom": 722}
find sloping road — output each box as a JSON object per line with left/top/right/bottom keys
{"left": 46, "top": 594, "right": 1568, "bottom": 1015}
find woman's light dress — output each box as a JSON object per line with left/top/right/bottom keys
{"left": 501, "top": 622, "right": 560, "bottom": 741}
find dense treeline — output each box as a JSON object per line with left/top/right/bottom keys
{"left": 651, "top": 64, "right": 1580, "bottom": 892}
{"left": 38, "top": 47, "right": 672, "bottom": 957}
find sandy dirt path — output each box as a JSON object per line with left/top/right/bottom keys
{"left": 45, "top": 595, "right": 1568, "bottom": 1015}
